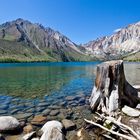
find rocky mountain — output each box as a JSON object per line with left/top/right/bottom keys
{"left": 0, "top": 18, "right": 89, "bottom": 62}
{"left": 83, "top": 21, "right": 140, "bottom": 60}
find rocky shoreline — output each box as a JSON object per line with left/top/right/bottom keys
{"left": 0, "top": 87, "right": 140, "bottom": 140}
{"left": 0, "top": 92, "right": 94, "bottom": 140}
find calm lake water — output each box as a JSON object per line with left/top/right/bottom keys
{"left": 0, "top": 62, "right": 139, "bottom": 99}
{"left": 0, "top": 61, "right": 139, "bottom": 121}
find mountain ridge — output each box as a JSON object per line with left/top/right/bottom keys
{"left": 0, "top": 18, "right": 90, "bottom": 62}
{"left": 83, "top": 21, "right": 140, "bottom": 60}
{"left": 0, "top": 18, "right": 140, "bottom": 62}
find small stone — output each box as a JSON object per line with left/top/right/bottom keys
{"left": 62, "top": 119, "right": 76, "bottom": 131}
{"left": 65, "top": 96, "right": 77, "bottom": 101}
{"left": 0, "top": 110, "right": 7, "bottom": 115}
{"left": 122, "top": 105, "right": 140, "bottom": 117}
{"left": 23, "top": 124, "right": 33, "bottom": 133}
{"left": 23, "top": 131, "right": 36, "bottom": 140}
{"left": 136, "top": 104, "right": 140, "bottom": 109}
{"left": 38, "top": 102, "right": 49, "bottom": 107}
{"left": 48, "top": 105, "right": 61, "bottom": 109}
{"left": 35, "top": 107, "right": 45, "bottom": 112}
{"left": 10, "top": 109, "right": 21, "bottom": 114}
{"left": 50, "top": 110, "right": 59, "bottom": 116}
{"left": 31, "top": 115, "right": 47, "bottom": 126}
{"left": 42, "top": 109, "right": 51, "bottom": 116}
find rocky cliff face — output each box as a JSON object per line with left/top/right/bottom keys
{"left": 83, "top": 21, "right": 140, "bottom": 60}
{"left": 0, "top": 19, "right": 88, "bottom": 62}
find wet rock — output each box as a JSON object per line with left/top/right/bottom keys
{"left": 62, "top": 119, "right": 76, "bottom": 131}
{"left": 122, "top": 105, "right": 140, "bottom": 117}
{"left": 23, "top": 124, "right": 33, "bottom": 133}
{"left": 48, "top": 105, "right": 61, "bottom": 109}
{"left": 23, "top": 131, "right": 36, "bottom": 140}
{"left": 35, "top": 107, "right": 45, "bottom": 112}
{"left": 42, "top": 109, "right": 51, "bottom": 116}
{"left": 0, "top": 110, "right": 8, "bottom": 115}
{"left": 38, "top": 102, "right": 49, "bottom": 107}
{"left": 57, "top": 113, "right": 66, "bottom": 120}
{"left": 31, "top": 115, "right": 47, "bottom": 126}
{"left": 65, "top": 96, "right": 77, "bottom": 101}
{"left": 0, "top": 105, "right": 9, "bottom": 110}
{"left": 59, "top": 101, "right": 66, "bottom": 106}
{"left": 10, "top": 109, "right": 21, "bottom": 114}
{"left": 25, "top": 108, "right": 36, "bottom": 113}
{"left": 50, "top": 110, "right": 59, "bottom": 116}
{"left": 13, "top": 113, "right": 33, "bottom": 121}
{"left": 78, "top": 98, "right": 85, "bottom": 104}
{"left": 40, "top": 120, "right": 64, "bottom": 140}
{"left": 0, "top": 116, "right": 20, "bottom": 133}
{"left": 46, "top": 116, "right": 57, "bottom": 121}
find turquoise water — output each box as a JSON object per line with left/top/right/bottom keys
{"left": 0, "top": 62, "right": 100, "bottom": 99}
{"left": 0, "top": 62, "right": 139, "bottom": 117}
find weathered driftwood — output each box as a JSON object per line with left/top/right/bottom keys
{"left": 96, "top": 112, "right": 140, "bottom": 140}
{"left": 89, "top": 60, "right": 140, "bottom": 115}
{"left": 84, "top": 119, "right": 137, "bottom": 140}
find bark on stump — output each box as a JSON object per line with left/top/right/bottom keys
{"left": 89, "top": 60, "right": 140, "bottom": 115}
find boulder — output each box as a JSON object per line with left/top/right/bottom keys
{"left": 122, "top": 105, "right": 140, "bottom": 117}
{"left": 0, "top": 116, "right": 20, "bottom": 133}
{"left": 62, "top": 119, "right": 76, "bottom": 131}
{"left": 40, "top": 120, "right": 65, "bottom": 140}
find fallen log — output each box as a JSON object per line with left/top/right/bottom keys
{"left": 89, "top": 60, "right": 140, "bottom": 115}
{"left": 96, "top": 112, "right": 140, "bottom": 140}
{"left": 84, "top": 119, "right": 137, "bottom": 140}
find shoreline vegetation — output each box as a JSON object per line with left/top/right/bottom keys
{"left": 0, "top": 56, "right": 140, "bottom": 63}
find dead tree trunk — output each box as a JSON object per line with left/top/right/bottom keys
{"left": 89, "top": 60, "right": 140, "bottom": 115}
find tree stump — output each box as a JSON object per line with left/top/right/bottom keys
{"left": 89, "top": 60, "right": 140, "bottom": 115}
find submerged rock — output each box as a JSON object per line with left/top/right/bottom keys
{"left": 62, "top": 119, "right": 76, "bottom": 131}
{"left": 31, "top": 115, "right": 47, "bottom": 126}
{"left": 13, "top": 113, "right": 33, "bottom": 121}
{"left": 50, "top": 110, "right": 60, "bottom": 116}
{"left": 0, "top": 116, "right": 20, "bottom": 133}
{"left": 122, "top": 105, "right": 140, "bottom": 117}
{"left": 40, "top": 120, "right": 64, "bottom": 140}
{"left": 42, "top": 109, "right": 51, "bottom": 116}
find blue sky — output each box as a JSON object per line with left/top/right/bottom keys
{"left": 0, "top": 0, "right": 140, "bottom": 44}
